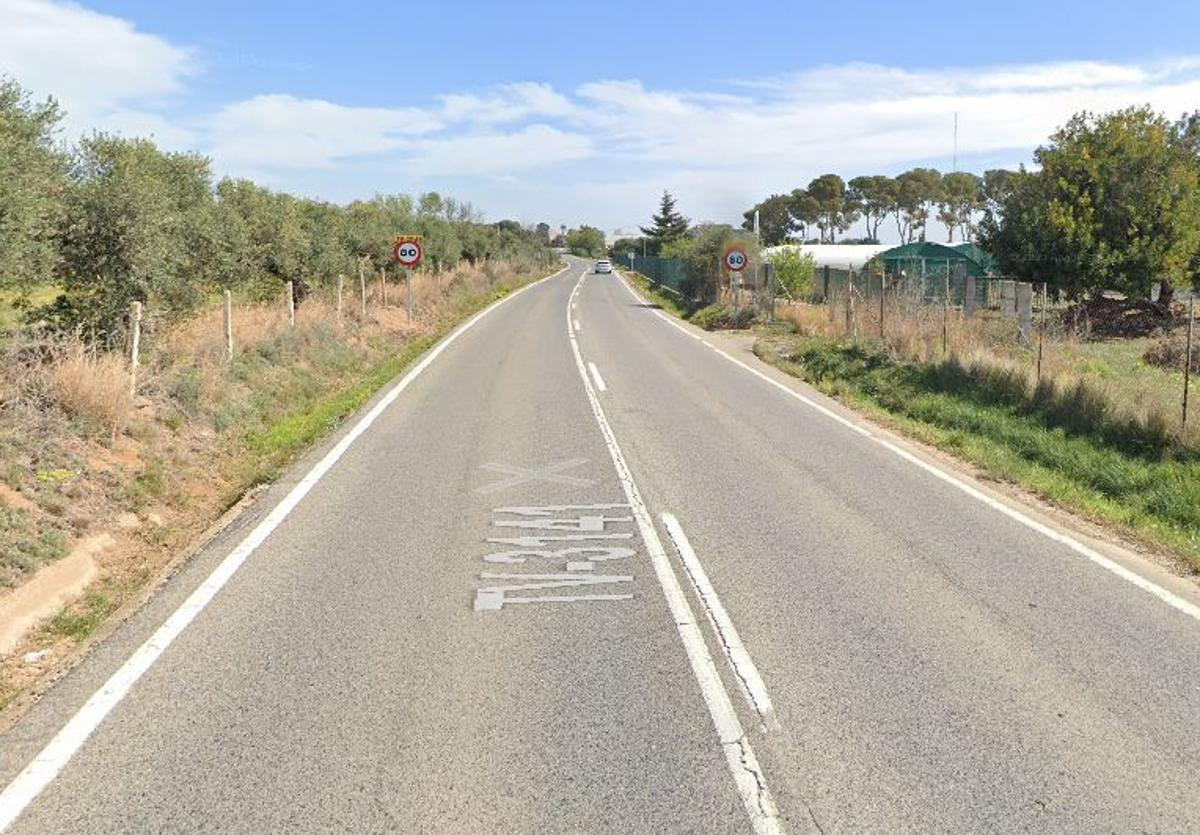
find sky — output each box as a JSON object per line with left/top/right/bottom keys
{"left": 4, "top": 0, "right": 1200, "bottom": 240}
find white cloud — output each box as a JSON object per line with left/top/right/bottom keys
{"left": 210, "top": 94, "right": 442, "bottom": 169}
{"left": 407, "top": 124, "right": 592, "bottom": 175}
{"left": 5, "top": 5, "right": 1200, "bottom": 232}
{"left": 0, "top": 0, "right": 195, "bottom": 144}
{"left": 439, "top": 82, "right": 574, "bottom": 124}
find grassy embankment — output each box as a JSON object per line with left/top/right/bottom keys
{"left": 0, "top": 258, "right": 556, "bottom": 710}
{"left": 628, "top": 271, "right": 1200, "bottom": 573}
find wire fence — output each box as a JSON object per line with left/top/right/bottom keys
{"left": 617, "top": 255, "right": 688, "bottom": 294}
{"left": 783, "top": 269, "right": 1199, "bottom": 446}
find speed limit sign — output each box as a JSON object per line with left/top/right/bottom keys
{"left": 723, "top": 244, "right": 748, "bottom": 272}
{"left": 393, "top": 235, "right": 423, "bottom": 268}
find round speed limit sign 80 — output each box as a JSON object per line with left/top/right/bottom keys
{"left": 724, "top": 245, "right": 748, "bottom": 272}
{"left": 393, "top": 237, "right": 423, "bottom": 268}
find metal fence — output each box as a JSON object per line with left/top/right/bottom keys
{"left": 812, "top": 264, "right": 1042, "bottom": 312}
{"left": 619, "top": 255, "right": 688, "bottom": 294}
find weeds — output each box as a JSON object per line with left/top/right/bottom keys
{"left": 691, "top": 303, "right": 758, "bottom": 331}
{"left": 0, "top": 507, "right": 67, "bottom": 588}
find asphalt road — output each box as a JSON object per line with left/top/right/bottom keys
{"left": 2, "top": 256, "right": 1200, "bottom": 832}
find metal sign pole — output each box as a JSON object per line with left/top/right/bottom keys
{"left": 406, "top": 268, "right": 413, "bottom": 325}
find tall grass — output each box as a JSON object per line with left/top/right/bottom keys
{"left": 776, "top": 297, "right": 1196, "bottom": 451}
{"left": 51, "top": 344, "right": 134, "bottom": 440}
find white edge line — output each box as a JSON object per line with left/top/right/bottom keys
{"left": 567, "top": 269, "right": 785, "bottom": 834}
{"left": 574, "top": 318, "right": 582, "bottom": 332}
{"left": 616, "top": 270, "right": 1200, "bottom": 626}
{"left": 0, "top": 262, "right": 573, "bottom": 833}
{"left": 662, "top": 513, "right": 778, "bottom": 731}
{"left": 587, "top": 361, "right": 607, "bottom": 392}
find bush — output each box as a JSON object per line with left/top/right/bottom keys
{"left": 1144, "top": 332, "right": 1199, "bottom": 373}
{"left": 769, "top": 248, "right": 816, "bottom": 298}
{"left": 691, "top": 303, "right": 757, "bottom": 330}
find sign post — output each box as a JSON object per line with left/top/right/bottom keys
{"left": 393, "top": 235, "right": 424, "bottom": 324}
{"left": 723, "top": 243, "right": 748, "bottom": 314}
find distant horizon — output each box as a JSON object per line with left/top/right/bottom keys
{"left": 4, "top": 0, "right": 1200, "bottom": 234}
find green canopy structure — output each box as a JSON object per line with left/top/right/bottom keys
{"left": 953, "top": 242, "right": 999, "bottom": 276}
{"left": 879, "top": 241, "right": 988, "bottom": 280}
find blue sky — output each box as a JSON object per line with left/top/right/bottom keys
{"left": 5, "top": 0, "right": 1200, "bottom": 239}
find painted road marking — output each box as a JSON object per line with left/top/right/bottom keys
{"left": 574, "top": 318, "right": 582, "bottom": 332}
{"left": 474, "top": 459, "right": 594, "bottom": 494}
{"left": 474, "top": 503, "right": 637, "bottom": 611}
{"left": 662, "top": 513, "right": 777, "bottom": 731}
{"left": 475, "top": 574, "right": 635, "bottom": 611}
{"left": 0, "top": 262, "right": 575, "bottom": 833}
{"left": 616, "top": 270, "right": 1200, "bottom": 627}
{"left": 487, "top": 533, "right": 633, "bottom": 547}
{"left": 587, "top": 361, "right": 607, "bottom": 392}
{"left": 567, "top": 269, "right": 786, "bottom": 834}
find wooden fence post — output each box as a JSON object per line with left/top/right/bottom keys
{"left": 336, "top": 274, "right": 344, "bottom": 325}
{"left": 942, "top": 273, "right": 950, "bottom": 356}
{"left": 845, "top": 268, "right": 856, "bottom": 336}
{"left": 358, "top": 260, "right": 367, "bottom": 319}
{"left": 379, "top": 268, "right": 387, "bottom": 307}
{"left": 128, "top": 301, "right": 142, "bottom": 396}
{"left": 879, "top": 268, "right": 886, "bottom": 340}
{"left": 286, "top": 281, "right": 295, "bottom": 328}
{"left": 223, "top": 290, "right": 233, "bottom": 361}
{"left": 1037, "top": 283, "right": 1047, "bottom": 383}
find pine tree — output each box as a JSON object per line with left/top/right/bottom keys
{"left": 639, "top": 190, "right": 690, "bottom": 253}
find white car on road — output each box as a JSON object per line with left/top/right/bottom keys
{"left": 593, "top": 259, "right": 612, "bottom": 274}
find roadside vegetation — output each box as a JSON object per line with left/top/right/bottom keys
{"left": 0, "top": 73, "right": 558, "bottom": 709}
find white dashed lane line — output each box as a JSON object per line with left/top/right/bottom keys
{"left": 587, "top": 361, "right": 607, "bottom": 392}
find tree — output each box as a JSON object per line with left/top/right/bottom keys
{"left": 847, "top": 176, "right": 893, "bottom": 243}
{"left": 608, "top": 237, "right": 644, "bottom": 261}
{"left": 806, "top": 174, "right": 857, "bottom": 243}
{"left": 0, "top": 78, "right": 66, "bottom": 296}
{"left": 741, "top": 194, "right": 794, "bottom": 246}
{"left": 565, "top": 226, "right": 606, "bottom": 257}
{"left": 639, "top": 190, "right": 690, "bottom": 254}
{"left": 981, "top": 169, "right": 1018, "bottom": 223}
{"left": 55, "top": 136, "right": 217, "bottom": 334}
{"left": 979, "top": 106, "right": 1200, "bottom": 302}
{"left": 787, "top": 189, "right": 821, "bottom": 242}
{"left": 892, "top": 168, "right": 942, "bottom": 243}
{"left": 664, "top": 224, "right": 748, "bottom": 304}
{"left": 937, "top": 172, "right": 983, "bottom": 242}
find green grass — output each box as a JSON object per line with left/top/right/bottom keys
{"left": 0, "top": 285, "right": 61, "bottom": 333}
{"left": 626, "top": 273, "right": 696, "bottom": 319}
{"left": 755, "top": 335, "right": 1200, "bottom": 571}
{"left": 36, "top": 571, "right": 146, "bottom": 643}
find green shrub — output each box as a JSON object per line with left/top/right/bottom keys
{"left": 691, "top": 303, "right": 757, "bottom": 330}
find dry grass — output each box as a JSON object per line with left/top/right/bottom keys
{"left": 776, "top": 295, "right": 1198, "bottom": 450}
{"left": 51, "top": 345, "right": 134, "bottom": 440}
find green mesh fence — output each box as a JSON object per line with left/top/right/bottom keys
{"left": 619, "top": 255, "right": 688, "bottom": 294}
